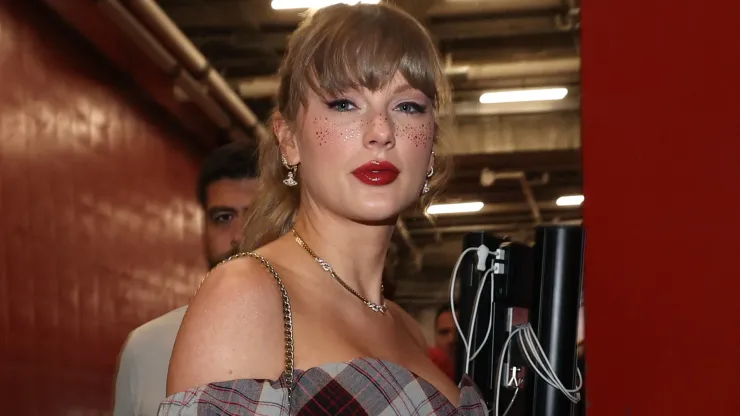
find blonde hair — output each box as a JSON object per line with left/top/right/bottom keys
{"left": 241, "top": 3, "right": 453, "bottom": 251}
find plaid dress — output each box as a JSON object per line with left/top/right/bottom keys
{"left": 158, "top": 253, "right": 488, "bottom": 415}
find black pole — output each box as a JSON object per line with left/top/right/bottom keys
{"left": 526, "top": 225, "right": 584, "bottom": 416}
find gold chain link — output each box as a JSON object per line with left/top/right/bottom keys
{"left": 291, "top": 229, "right": 388, "bottom": 314}
{"left": 192, "top": 252, "right": 296, "bottom": 392}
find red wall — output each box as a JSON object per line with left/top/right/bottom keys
{"left": 0, "top": 2, "right": 206, "bottom": 414}
{"left": 582, "top": 1, "right": 740, "bottom": 415}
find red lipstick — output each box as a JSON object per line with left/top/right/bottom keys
{"left": 352, "top": 160, "right": 400, "bottom": 186}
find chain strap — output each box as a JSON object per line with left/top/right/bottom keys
{"left": 291, "top": 229, "right": 388, "bottom": 314}
{"left": 192, "top": 252, "right": 296, "bottom": 391}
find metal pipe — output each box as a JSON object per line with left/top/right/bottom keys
{"left": 126, "top": 0, "right": 270, "bottom": 141}
{"left": 477, "top": 170, "right": 544, "bottom": 222}
{"left": 519, "top": 176, "right": 543, "bottom": 224}
{"left": 236, "top": 57, "right": 581, "bottom": 99}
{"left": 99, "top": 0, "right": 235, "bottom": 133}
{"left": 98, "top": 0, "right": 179, "bottom": 73}
{"left": 206, "top": 71, "right": 270, "bottom": 141}
{"left": 555, "top": 0, "right": 581, "bottom": 31}
{"left": 409, "top": 220, "right": 583, "bottom": 235}
{"left": 453, "top": 98, "right": 580, "bottom": 117}
{"left": 428, "top": 0, "right": 562, "bottom": 16}
{"left": 127, "top": 0, "right": 208, "bottom": 72}
{"left": 454, "top": 57, "right": 580, "bottom": 81}
{"left": 174, "top": 72, "right": 231, "bottom": 129}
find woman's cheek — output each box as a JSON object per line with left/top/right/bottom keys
{"left": 393, "top": 119, "right": 434, "bottom": 148}
{"left": 309, "top": 116, "right": 367, "bottom": 147}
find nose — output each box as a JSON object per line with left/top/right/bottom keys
{"left": 230, "top": 214, "right": 248, "bottom": 246}
{"left": 363, "top": 112, "right": 395, "bottom": 150}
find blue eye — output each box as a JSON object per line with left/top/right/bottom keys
{"left": 395, "top": 102, "right": 427, "bottom": 114}
{"left": 326, "top": 99, "right": 356, "bottom": 112}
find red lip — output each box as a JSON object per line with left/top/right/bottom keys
{"left": 352, "top": 160, "right": 400, "bottom": 186}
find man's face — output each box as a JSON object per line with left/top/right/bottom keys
{"left": 434, "top": 310, "right": 457, "bottom": 360}
{"left": 203, "top": 178, "right": 258, "bottom": 268}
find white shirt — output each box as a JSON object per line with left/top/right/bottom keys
{"left": 114, "top": 306, "right": 188, "bottom": 416}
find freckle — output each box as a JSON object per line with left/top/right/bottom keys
{"left": 228, "top": 369, "right": 233, "bottom": 375}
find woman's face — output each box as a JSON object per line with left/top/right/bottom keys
{"left": 280, "top": 73, "right": 435, "bottom": 224}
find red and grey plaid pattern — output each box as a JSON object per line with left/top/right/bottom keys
{"left": 158, "top": 357, "right": 487, "bottom": 415}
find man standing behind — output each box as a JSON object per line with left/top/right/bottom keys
{"left": 113, "top": 142, "right": 258, "bottom": 416}
{"left": 428, "top": 305, "right": 458, "bottom": 380}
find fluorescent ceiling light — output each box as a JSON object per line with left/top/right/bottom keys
{"left": 556, "top": 194, "right": 584, "bottom": 207}
{"left": 479, "top": 87, "right": 568, "bottom": 104}
{"left": 271, "top": 0, "right": 380, "bottom": 10}
{"left": 426, "top": 201, "right": 484, "bottom": 215}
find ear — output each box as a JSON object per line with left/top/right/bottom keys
{"left": 273, "top": 112, "right": 300, "bottom": 165}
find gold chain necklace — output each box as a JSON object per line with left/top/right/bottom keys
{"left": 291, "top": 229, "right": 388, "bottom": 314}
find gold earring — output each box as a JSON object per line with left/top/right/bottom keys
{"left": 281, "top": 155, "right": 298, "bottom": 187}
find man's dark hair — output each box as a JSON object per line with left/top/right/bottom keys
{"left": 196, "top": 141, "right": 259, "bottom": 207}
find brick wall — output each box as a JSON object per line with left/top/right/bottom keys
{"left": 0, "top": 2, "right": 206, "bottom": 414}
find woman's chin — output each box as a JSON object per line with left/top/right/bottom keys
{"left": 326, "top": 193, "right": 418, "bottom": 225}
{"left": 345, "top": 205, "right": 403, "bottom": 226}
{"left": 349, "top": 211, "right": 399, "bottom": 226}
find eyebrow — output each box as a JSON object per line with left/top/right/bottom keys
{"left": 206, "top": 206, "right": 250, "bottom": 216}
{"left": 207, "top": 206, "right": 237, "bottom": 213}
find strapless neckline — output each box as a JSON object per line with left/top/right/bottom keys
{"left": 160, "top": 356, "right": 488, "bottom": 415}
{"left": 278, "top": 357, "right": 480, "bottom": 407}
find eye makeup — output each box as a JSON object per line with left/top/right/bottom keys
{"left": 309, "top": 90, "right": 435, "bottom": 147}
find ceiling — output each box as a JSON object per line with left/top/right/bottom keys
{"left": 154, "top": 0, "right": 583, "bottom": 304}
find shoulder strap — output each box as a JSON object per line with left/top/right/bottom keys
{"left": 193, "top": 252, "right": 296, "bottom": 389}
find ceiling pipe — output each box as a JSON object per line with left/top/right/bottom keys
{"left": 175, "top": 72, "right": 231, "bottom": 129}
{"left": 476, "top": 170, "right": 542, "bottom": 223}
{"left": 454, "top": 97, "right": 580, "bottom": 116}
{"left": 427, "top": 0, "right": 563, "bottom": 16}
{"left": 98, "top": 0, "right": 237, "bottom": 134}
{"left": 409, "top": 219, "right": 583, "bottom": 235}
{"left": 97, "top": 0, "right": 178, "bottom": 73}
{"left": 556, "top": 0, "right": 581, "bottom": 31}
{"left": 518, "top": 175, "right": 543, "bottom": 224}
{"left": 119, "top": 0, "right": 270, "bottom": 141}
{"left": 493, "top": 171, "right": 543, "bottom": 223}
{"left": 481, "top": 169, "right": 550, "bottom": 188}
{"left": 235, "top": 56, "right": 580, "bottom": 99}
{"left": 451, "top": 57, "right": 580, "bottom": 81}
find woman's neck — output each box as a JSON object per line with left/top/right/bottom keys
{"left": 291, "top": 206, "right": 394, "bottom": 304}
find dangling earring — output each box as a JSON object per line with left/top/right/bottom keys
{"left": 422, "top": 166, "right": 434, "bottom": 195}
{"left": 281, "top": 155, "right": 298, "bottom": 187}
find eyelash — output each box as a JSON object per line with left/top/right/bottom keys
{"left": 326, "top": 99, "right": 356, "bottom": 112}
{"left": 325, "top": 99, "right": 427, "bottom": 115}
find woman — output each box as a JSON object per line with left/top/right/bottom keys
{"left": 160, "top": 3, "right": 487, "bottom": 415}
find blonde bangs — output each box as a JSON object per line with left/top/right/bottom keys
{"left": 281, "top": 4, "right": 450, "bottom": 117}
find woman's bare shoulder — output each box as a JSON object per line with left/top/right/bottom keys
{"left": 167, "top": 254, "right": 288, "bottom": 395}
